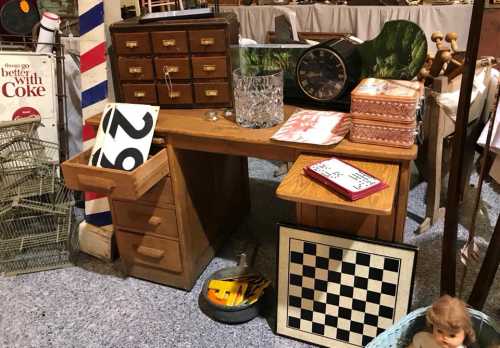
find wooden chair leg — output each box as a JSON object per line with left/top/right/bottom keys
{"left": 468, "top": 213, "right": 500, "bottom": 309}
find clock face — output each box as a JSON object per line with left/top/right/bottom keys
{"left": 297, "top": 47, "right": 348, "bottom": 101}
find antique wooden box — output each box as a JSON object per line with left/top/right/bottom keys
{"left": 350, "top": 78, "right": 421, "bottom": 148}
{"left": 109, "top": 13, "right": 239, "bottom": 108}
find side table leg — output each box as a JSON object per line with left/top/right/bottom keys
{"left": 394, "top": 161, "right": 411, "bottom": 242}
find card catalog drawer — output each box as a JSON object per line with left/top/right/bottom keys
{"left": 191, "top": 56, "right": 227, "bottom": 79}
{"left": 61, "top": 148, "right": 169, "bottom": 201}
{"left": 194, "top": 82, "right": 230, "bottom": 104}
{"left": 114, "top": 32, "right": 151, "bottom": 55}
{"left": 140, "top": 177, "right": 174, "bottom": 206}
{"left": 122, "top": 84, "right": 157, "bottom": 104}
{"left": 151, "top": 31, "right": 188, "bottom": 54}
{"left": 113, "top": 201, "right": 178, "bottom": 238}
{"left": 118, "top": 57, "right": 154, "bottom": 81}
{"left": 157, "top": 83, "right": 193, "bottom": 105}
{"left": 189, "top": 29, "right": 226, "bottom": 53}
{"left": 116, "top": 230, "right": 183, "bottom": 273}
{"left": 154, "top": 57, "right": 191, "bottom": 80}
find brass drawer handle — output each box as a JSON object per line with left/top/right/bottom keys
{"left": 202, "top": 64, "right": 216, "bottom": 72}
{"left": 169, "top": 91, "right": 181, "bottom": 99}
{"left": 200, "top": 37, "right": 215, "bottom": 46}
{"left": 129, "top": 66, "right": 143, "bottom": 74}
{"left": 136, "top": 245, "right": 165, "bottom": 259}
{"left": 134, "top": 91, "right": 146, "bottom": 98}
{"left": 205, "top": 89, "right": 218, "bottom": 97}
{"left": 125, "top": 40, "right": 138, "bottom": 48}
{"left": 164, "top": 65, "right": 179, "bottom": 73}
{"left": 162, "top": 39, "right": 176, "bottom": 47}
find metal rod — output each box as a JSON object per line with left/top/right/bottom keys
{"left": 440, "top": 0, "right": 485, "bottom": 296}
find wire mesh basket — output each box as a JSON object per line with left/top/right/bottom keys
{"left": 0, "top": 118, "right": 78, "bottom": 276}
{"left": 0, "top": 163, "right": 57, "bottom": 200}
{"left": 0, "top": 117, "right": 40, "bottom": 145}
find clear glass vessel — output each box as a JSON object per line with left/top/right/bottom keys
{"left": 233, "top": 68, "right": 284, "bottom": 129}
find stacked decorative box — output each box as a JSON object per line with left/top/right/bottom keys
{"left": 349, "top": 78, "right": 422, "bottom": 148}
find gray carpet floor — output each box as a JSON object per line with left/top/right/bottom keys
{"left": 0, "top": 159, "right": 499, "bottom": 348}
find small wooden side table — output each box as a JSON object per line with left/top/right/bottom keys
{"left": 276, "top": 154, "right": 400, "bottom": 241}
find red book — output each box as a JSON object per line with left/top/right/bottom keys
{"left": 304, "top": 157, "right": 388, "bottom": 201}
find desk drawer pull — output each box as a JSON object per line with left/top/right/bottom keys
{"left": 205, "top": 89, "right": 218, "bottom": 97}
{"left": 169, "top": 91, "right": 181, "bottom": 98}
{"left": 77, "top": 174, "right": 116, "bottom": 193}
{"left": 162, "top": 39, "right": 176, "bottom": 47}
{"left": 129, "top": 66, "right": 143, "bottom": 74}
{"left": 125, "top": 40, "right": 138, "bottom": 48}
{"left": 202, "top": 64, "right": 216, "bottom": 72}
{"left": 134, "top": 91, "right": 146, "bottom": 98}
{"left": 148, "top": 216, "right": 162, "bottom": 226}
{"left": 136, "top": 245, "right": 165, "bottom": 259}
{"left": 164, "top": 65, "right": 179, "bottom": 73}
{"left": 200, "top": 37, "right": 215, "bottom": 46}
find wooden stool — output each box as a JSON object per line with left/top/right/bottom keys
{"left": 276, "top": 155, "right": 400, "bottom": 242}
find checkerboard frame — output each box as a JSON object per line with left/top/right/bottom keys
{"left": 276, "top": 223, "right": 417, "bottom": 348}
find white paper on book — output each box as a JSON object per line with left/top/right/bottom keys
{"left": 271, "top": 110, "right": 351, "bottom": 146}
{"left": 309, "top": 158, "right": 381, "bottom": 193}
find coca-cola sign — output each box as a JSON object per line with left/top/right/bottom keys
{"left": 0, "top": 52, "right": 58, "bottom": 157}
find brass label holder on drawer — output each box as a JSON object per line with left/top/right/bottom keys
{"left": 169, "top": 91, "right": 181, "bottom": 99}
{"left": 202, "top": 64, "right": 216, "bottom": 72}
{"left": 162, "top": 39, "right": 176, "bottom": 47}
{"left": 200, "top": 37, "right": 215, "bottom": 46}
{"left": 164, "top": 66, "right": 179, "bottom": 73}
{"left": 205, "top": 89, "right": 218, "bottom": 97}
{"left": 134, "top": 91, "right": 146, "bottom": 98}
{"left": 126, "top": 40, "right": 138, "bottom": 48}
{"left": 129, "top": 66, "right": 143, "bottom": 74}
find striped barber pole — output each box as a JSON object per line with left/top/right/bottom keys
{"left": 79, "top": 0, "right": 112, "bottom": 227}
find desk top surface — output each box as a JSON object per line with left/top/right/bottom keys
{"left": 87, "top": 105, "right": 417, "bottom": 162}
{"left": 277, "top": 154, "right": 399, "bottom": 216}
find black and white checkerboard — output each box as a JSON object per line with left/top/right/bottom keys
{"left": 286, "top": 238, "right": 402, "bottom": 347}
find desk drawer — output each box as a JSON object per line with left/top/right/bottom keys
{"left": 157, "top": 83, "right": 193, "bottom": 105}
{"left": 194, "top": 82, "right": 230, "bottom": 104}
{"left": 151, "top": 31, "right": 188, "bottom": 54}
{"left": 113, "top": 201, "right": 178, "bottom": 238}
{"left": 154, "top": 57, "right": 191, "bottom": 80}
{"left": 189, "top": 29, "right": 226, "bottom": 53}
{"left": 192, "top": 56, "right": 227, "bottom": 79}
{"left": 116, "top": 230, "right": 182, "bottom": 273}
{"left": 140, "top": 177, "right": 174, "bottom": 206}
{"left": 118, "top": 57, "right": 154, "bottom": 81}
{"left": 114, "top": 32, "right": 151, "bottom": 55}
{"left": 122, "top": 84, "right": 157, "bottom": 104}
{"left": 61, "top": 148, "right": 169, "bottom": 201}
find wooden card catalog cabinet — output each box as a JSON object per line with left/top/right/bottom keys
{"left": 110, "top": 14, "right": 239, "bottom": 108}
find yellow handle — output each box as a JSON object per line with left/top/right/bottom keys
{"left": 134, "top": 91, "right": 146, "bottom": 98}
{"left": 125, "top": 41, "right": 138, "bottom": 48}
{"left": 202, "top": 64, "right": 216, "bottom": 72}
{"left": 200, "top": 37, "right": 215, "bottom": 46}
{"left": 169, "top": 91, "right": 181, "bottom": 98}
{"left": 205, "top": 89, "right": 218, "bottom": 97}
{"left": 162, "top": 39, "right": 176, "bottom": 47}
{"left": 164, "top": 66, "right": 179, "bottom": 73}
{"left": 129, "top": 66, "right": 143, "bottom": 74}
{"left": 136, "top": 246, "right": 165, "bottom": 259}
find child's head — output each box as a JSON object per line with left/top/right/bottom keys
{"left": 426, "top": 295, "right": 476, "bottom": 348}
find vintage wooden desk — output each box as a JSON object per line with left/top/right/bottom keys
{"left": 68, "top": 105, "right": 416, "bottom": 290}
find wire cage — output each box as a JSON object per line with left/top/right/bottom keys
{"left": 0, "top": 183, "right": 76, "bottom": 276}
{"left": 0, "top": 118, "right": 77, "bottom": 276}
